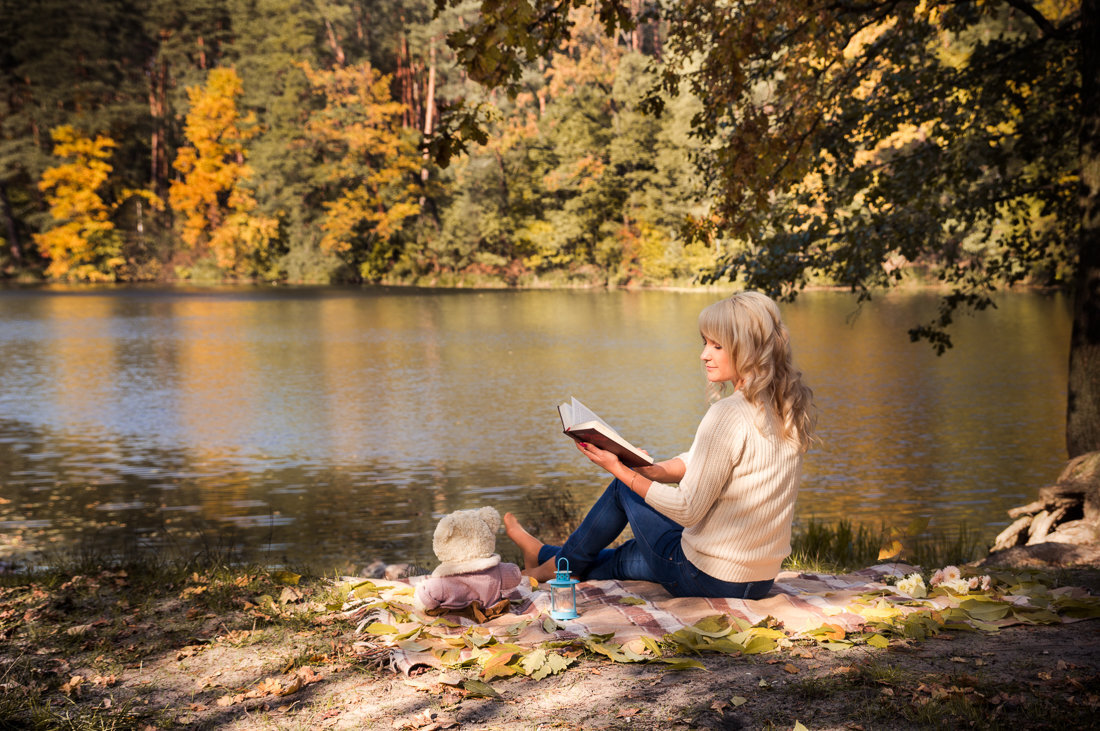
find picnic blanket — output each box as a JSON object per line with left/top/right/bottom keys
{"left": 342, "top": 563, "right": 1099, "bottom": 674}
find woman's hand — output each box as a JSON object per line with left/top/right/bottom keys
{"left": 575, "top": 440, "right": 622, "bottom": 473}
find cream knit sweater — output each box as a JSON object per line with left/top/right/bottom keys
{"left": 644, "top": 392, "right": 803, "bottom": 583}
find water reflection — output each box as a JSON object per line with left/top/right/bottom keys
{"left": 0, "top": 287, "right": 1070, "bottom": 571}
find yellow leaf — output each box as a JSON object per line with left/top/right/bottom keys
{"left": 866, "top": 633, "right": 890, "bottom": 649}
{"left": 364, "top": 622, "right": 397, "bottom": 635}
{"left": 878, "top": 540, "right": 902, "bottom": 560}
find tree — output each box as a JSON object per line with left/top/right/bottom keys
{"left": 34, "top": 125, "right": 158, "bottom": 281}
{"left": 168, "top": 67, "right": 276, "bottom": 277}
{"left": 434, "top": 0, "right": 1093, "bottom": 458}
{"left": 1, "top": 0, "right": 157, "bottom": 273}
{"left": 302, "top": 61, "right": 422, "bottom": 281}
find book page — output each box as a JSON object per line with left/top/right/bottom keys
{"left": 570, "top": 397, "right": 614, "bottom": 433}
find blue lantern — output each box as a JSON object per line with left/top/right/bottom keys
{"left": 548, "top": 557, "right": 579, "bottom": 620}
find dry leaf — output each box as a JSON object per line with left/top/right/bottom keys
{"left": 279, "top": 586, "right": 303, "bottom": 605}
{"left": 60, "top": 675, "right": 84, "bottom": 696}
{"left": 783, "top": 663, "right": 800, "bottom": 674}
{"left": 616, "top": 708, "right": 641, "bottom": 718}
{"left": 877, "top": 540, "right": 902, "bottom": 560}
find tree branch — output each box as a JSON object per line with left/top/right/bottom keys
{"left": 1003, "top": 0, "right": 1077, "bottom": 40}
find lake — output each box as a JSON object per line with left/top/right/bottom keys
{"left": 0, "top": 286, "right": 1070, "bottom": 572}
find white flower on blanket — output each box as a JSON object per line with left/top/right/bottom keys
{"left": 895, "top": 573, "right": 927, "bottom": 598}
{"left": 927, "top": 565, "right": 992, "bottom": 595}
{"left": 930, "top": 565, "right": 962, "bottom": 586}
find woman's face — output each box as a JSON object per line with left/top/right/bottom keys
{"left": 700, "top": 335, "right": 738, "bottom": 385}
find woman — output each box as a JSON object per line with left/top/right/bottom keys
{"left": 505, "top": 291, "right": 816, "bottom": 599}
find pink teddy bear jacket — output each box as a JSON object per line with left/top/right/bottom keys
{"left": 415, "top": 563, "right": 522, "bottom": 611}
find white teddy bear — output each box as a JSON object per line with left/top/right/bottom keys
{"left": 414, "top": 506, "right": 522, "bottom": 621}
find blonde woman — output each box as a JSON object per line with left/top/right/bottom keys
{"left": 505, "top": 291, "right": 816, "bottom": 599}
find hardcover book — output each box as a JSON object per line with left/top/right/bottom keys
{"left": 557, "top": 397, "right": 654, "bottom": 469}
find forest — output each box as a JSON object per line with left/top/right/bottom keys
{"left": 0, "top": 0, "right": 1080, "bottom": 290}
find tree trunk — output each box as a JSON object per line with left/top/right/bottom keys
{"left": 0, "top": 183, "right": 23, "bottom": 262}
{"left": 420, "top": 38, "right": 437, "bottom": 190}
{"left": 631, "top": 0, "right": 642, "bottom": 52}
{"left": 1068, "top": 0, "right": 1100, "bottom": 457}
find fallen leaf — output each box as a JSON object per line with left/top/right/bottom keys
{"left": 616, "top": 708, "right": 641, "bottom": 718}
{"left": 877, "top": 540, "right": 902, "bottom": 560}
{"left": 271, "top": 570, "right": 300, "bottom": 586}
{"left": 279, "top": 586, "right": 303, "bottom": 605}
{"left": 731, "top": 695, "right": 748, "bottom": 707}
{"left": 783, "top": 663, "right": 800, "bottom": 674}
{"left": 462, "top": 679, "right": 502, "bottom": 699}
{"left": 60, "top": 675, "right": 84, "bottom": 696}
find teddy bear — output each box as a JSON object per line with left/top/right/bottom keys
{"left": 414, "top": 506, "right": 522, "bottom": 622}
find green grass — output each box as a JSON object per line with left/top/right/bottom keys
{"left": 786, "top": 518, "right": 988, "bottom": 573}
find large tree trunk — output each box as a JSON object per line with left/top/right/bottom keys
{"left": 1068, "top": 0, "right": 1100, "bottom": 457}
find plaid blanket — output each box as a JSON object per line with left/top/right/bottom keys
{"left": 343, "top": 563, "right": 1096, "bottom": 673}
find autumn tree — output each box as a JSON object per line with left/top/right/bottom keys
{"left": 302, "top": 61, "right": 422, "bottom": 281}
{"left": 1, "top": 0, "right": 158, "bottom": 272}
{"left": 169, "top": 67, "right": 276, "bottom": 277}
{"left": 434, "top": 0, "right": 1095, "bottom": 457}
{"left": 34, "top": 125, "right": 158, "bottom": 281}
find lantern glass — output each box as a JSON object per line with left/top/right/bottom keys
{"left": 548, "top": 558, "right": 579, "bottom": 620}
{"left": 551, "top": 583, "right": 576, "bottom": 618}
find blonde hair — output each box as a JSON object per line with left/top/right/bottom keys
{"left": 699, "top": 291, "right": 816, "bottom": 452}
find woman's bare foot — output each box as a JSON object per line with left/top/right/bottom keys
{"left": 522, "top": 557, "right": 558, "bottom": 583}
{"left": 503, "top": 512, "right": 544, "bottom": 570}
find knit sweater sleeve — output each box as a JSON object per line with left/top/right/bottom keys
{"left": 644, "top": 397, "right": 747, "bottom": 526}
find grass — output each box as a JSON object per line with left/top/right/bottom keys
{"left": 0, "top": 548, "right": 357, "bottom": 730}
{"left": 786, "top": 517, "right": 988, "bottom": 574}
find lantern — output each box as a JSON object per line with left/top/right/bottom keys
{"left": 548, "top": 557, "right": 579, "bottom": 620}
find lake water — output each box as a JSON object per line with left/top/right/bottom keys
{"left": 0, "top": 286, "right": 1070, "bottom": 572}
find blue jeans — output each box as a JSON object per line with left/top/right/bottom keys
{"left": 537, "top": 479, "right": 774, "bottom": 599}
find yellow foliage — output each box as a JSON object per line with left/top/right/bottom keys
{"left": 545, "top": 7, "right": 622, "bottom": 98}
{"left": 302, "top": 62, "right": 421, "bottom": 268}
{"left": 169, "top": 67, "right": 275, "bottom": 275}
{"left": 34, "top": 125, "right": 158, "bottom": 282}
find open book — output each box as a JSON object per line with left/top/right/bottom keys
{"left": 557, "top": 397, "right": 654, "bottom": 469}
